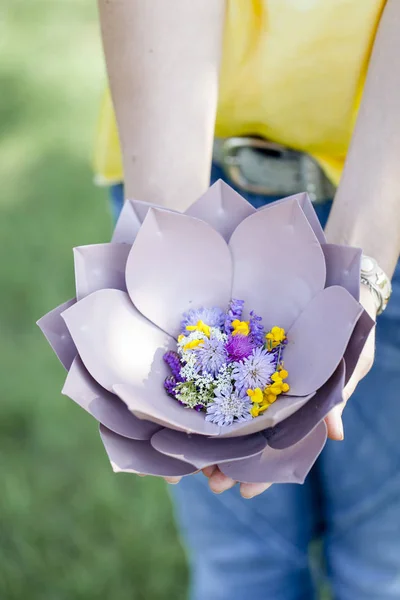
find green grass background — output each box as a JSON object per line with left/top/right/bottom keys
{"left": 0, "top": 2, "right": 187, "bottom": 598}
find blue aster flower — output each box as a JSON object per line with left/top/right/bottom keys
{"left": 194, "top": 336, "right": 227, "bottom": 377}
{"left": 232, "top": 347, "right": 276, "bottom": 393}
{"left": 181, "top": 306, "right": 225, "bottom": 331}
{"left": 206, "top": 385, "right": 252, "bottom": 427}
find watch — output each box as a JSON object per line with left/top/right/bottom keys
{"left": 360, "top": 254, "right": 392, "bottom": 315}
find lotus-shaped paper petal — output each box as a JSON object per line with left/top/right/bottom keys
{"left": 38, "top": 180, "right": 375, "bottom": 484}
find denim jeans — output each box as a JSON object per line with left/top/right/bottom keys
{"left": 111, "top": 166, "right": 400, "bottom": 599}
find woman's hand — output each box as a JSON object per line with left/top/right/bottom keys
{"left": 203, "top": 465, "right": 272, "bottom": 499}
{"left": 325, "top": 284, "right": 377, "bottom": 440}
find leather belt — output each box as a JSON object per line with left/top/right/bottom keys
{"left": 213, "top": 137, "right": 335, "bottom": 203}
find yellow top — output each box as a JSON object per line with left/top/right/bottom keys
{"left": 93, "top": 0, "right": 385, "bottom": 187}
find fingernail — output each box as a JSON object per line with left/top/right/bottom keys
{"left": 164, "top": 477, "right": 181, "bottom": 485}
{"left": 209, "top": 473, "right": 236, "bottom": 494}
{"left": 241, "top": 483, "right": 271, "bottom": 499}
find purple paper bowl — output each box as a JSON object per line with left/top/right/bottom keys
{"left": 37, "top": 181, "right": 374, "bottom": 484}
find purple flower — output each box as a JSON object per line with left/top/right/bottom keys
{"left": 163, "top": 351, "right": 184, "bottom": 382}
{"left": 226, "top": 335, "right": 254, "bottom": 362}
{"left": 224, "top": 298, "right": 245, "bottom": 334}
{"left": 249, "top": 310, "right": 265, "bottom": 346}
{"left": 164, "top": 375, "right": 177, "bottom": 397}
{"left": 181, "top": 307, "right": 225, "bottom": 331}
{"left": 195, "top": 337, "right": 227, "bottom": 377}
{"left": 205, "top": 385, "right": 252, "bottom": 427}
{"left": 232, "top": 347, "right": 276, "bottom": 393}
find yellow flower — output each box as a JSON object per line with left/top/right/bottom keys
{"left": 264, "top": 393, "right": 277, "bottom": 404}
{"left": 247, "top": 388, "right": 264, "bottom": 404}
{"left": 249, "top": 358, "right": 290, "bottom": 419}
{"left": 278, "top": 368, "right": 289, "bottom": 380}
{"left": 186, "top": 320, "right": 211, "bottom": 337}
{"left": 265, "top": 326, "right": 286, "bottom": 350}
{"left": 270, "top": 382, "right": 284, "bottom": 395}
{"left": 231, "top": 319, "right": 250, "bottom": 337}
{"left": 183, "top": 339, "right": 205, "bottom": 351}
{"left": 271, "top": 372, "right": 283, "bottom": 384}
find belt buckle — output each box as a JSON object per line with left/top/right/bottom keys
{"left": 218, "top": 136, "right": 334, "bottom": 202}
{"left": 219, "top": 137, "right": 291, "bottom": 196}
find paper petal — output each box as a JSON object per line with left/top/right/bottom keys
{"left": 113, "top": 383, "right": 221, "bottom": 436}
{"left": 266, "top": 361, "right": 345, "bottom": 450}
{"left": 150, "top": 428, "right": 267, "bottom": 469}
{"left": 62, "top": 357, "right": 160, "bottom": 440}
{"left": 343, "top": 309, "right": 375, "bottom": 385}
{"left": 100, "top": 425, "right": 196, "bottom": 476}
{"left": 61, "top": 289, "right": 174, "bottom": 392}
{"left": 37, "top": 298, "right": 77, "bottom": 370}
{"left": 219, "top": 421, "right": 327, "bottom": 484}
{"left": 258, "top": 192, "right": 326, "bottom": 245}
{"left": 216, "top": 393, "right": 314, "bottom": 438}
{"left": 111, "top": 200, "right": 142, "bottom": 244}
{"left": 112, "top": 198, "right": 177, "bottom": 244}
{"left": 322, "top": 244, "right": 362, "bottom": 301}
{"left": 126, "top": 209, "right": 232, "bottom": 338}
{"left": 111, "top": 197, "right": 156, "bottom": 244}
{"left": 74, "top": 243, "right": 131, "bottom": 301}
{"left": 284, "top": 286, "right": 362, "bottom": 396}
{"left": 185, "top": 179, "right": 255, "bottom": 241}
{"left": 230, "top": 198, "right": 326, "bottom": 331}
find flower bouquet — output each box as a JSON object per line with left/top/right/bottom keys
{"left": 38, "top": 181, "right": 374, "bottom": 484}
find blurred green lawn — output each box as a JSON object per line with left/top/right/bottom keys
{"left": 0, "top": 2, "right": 188, "bottom": 598}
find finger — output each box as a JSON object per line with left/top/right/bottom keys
{"left": 342, "top": 321, "right": 375, "bottom": 405}
{"left": 325, "top": 360, "right": 366, "bottom": 441}
{"left": 208, "top": 467, "right": 237, "bottom": 494}
{"left": 240, "top": 482, "right": 272, "bottom": 499}
{"left": 202, "top": 465, "right": 217, "bottom": 478}
{"left": 164, "top": 476, "right": 182, "bottom": 484}
{"left": 325, "top": 403, "right": 345, "bottom": 441}
{"left": 325, "top": 325, "right": 376, "bottom": 441}
{"left": 342, "top": 372, "right": 359, "bottom": 404}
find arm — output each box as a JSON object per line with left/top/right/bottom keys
{"left": 98, "top": 0, "right": 226, "bottom": 210}
{"left": 208, "top": 0, "right": 400, "bottom": 492}
{"left": 324, "top": 0, "right": 400, "bottom": 441}
{"left": 325, "top": 0, "right": 400, "bottom": 277}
